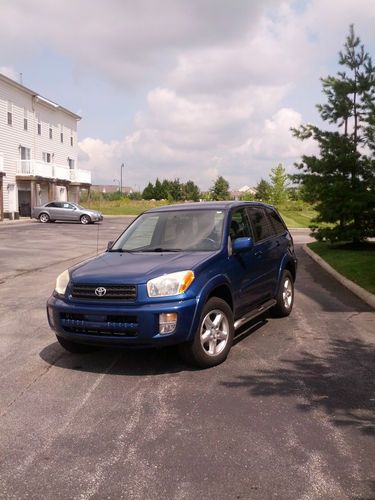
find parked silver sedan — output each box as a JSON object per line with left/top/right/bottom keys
{"left": 32, "top": 201, "right": 103, "bottom": 224}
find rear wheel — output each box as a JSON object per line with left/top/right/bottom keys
{"left": 178, "top": 297, "right": 234, "bottom": 368}
{"left": 39, "top": 212, "right": 50, "bottom": 223}
{"left": 80, "top": 214, "right": 91, "bottom": 225}
{"left": 271, "top": 270, "right": 294, "bottom": 317}
{"left": 56, "top": 336, "right": 98, "bottom": 353}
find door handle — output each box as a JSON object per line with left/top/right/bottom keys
{"left": 254, "top": 250, "right": 263, "bottom": 257}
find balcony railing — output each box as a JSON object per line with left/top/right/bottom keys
{"left": 69, "top": 168, "right": 91, "bottom": 184}
{"left": 16, "top": 160, "right": 91, "bottom": 184}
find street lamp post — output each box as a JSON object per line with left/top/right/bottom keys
{"left": 120, "top": 163, "right": 124, "bottom": 195}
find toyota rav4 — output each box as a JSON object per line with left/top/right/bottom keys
{"left": 47, "top": 201, "right": 297, "bottom": 368}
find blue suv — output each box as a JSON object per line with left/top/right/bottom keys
{"left": 47, "top": 202, "right": 297, "bottom": 367}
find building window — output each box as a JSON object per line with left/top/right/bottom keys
{"left": 37, "top": 123, "right": 41, "bottom": 135}
{"left": 49, "top": 127, "right": 53, "bottom": 139}
{"left": 24, "top": 118, "right": 28, "bottom": 131}
{"left": 68, "top": 158, "right": 75, "bottom": 169}
{"left": 60, "top": 132, "right": 64, "bottom": 143}
{"left": 42, "top": 152, "right": 52, "bottom": 163}
{"left": 70, "top": 136, "right": 73, "bottom": 146}
{"left": 7, "top": 102, "right": 12, "bottom": 125}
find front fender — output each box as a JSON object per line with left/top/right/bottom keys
{"left": 185, "top": 273, "right": 233, "bottom": 342}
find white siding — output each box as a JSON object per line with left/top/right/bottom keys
{"left": 0, "top": 74, "right": 82, "bottom": 215}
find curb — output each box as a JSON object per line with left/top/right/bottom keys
{"left": 303, "top": 244, "right": 375, "bottom": 309}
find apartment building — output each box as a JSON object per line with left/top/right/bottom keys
{"left": 0, "top": 73, "right": 91, "bottom": 220}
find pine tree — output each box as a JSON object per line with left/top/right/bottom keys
{"left": 269, "top": 164, "right": 288, "bottom": 206}
{"left": 293, "top": 25, "right": 375, "bottom": 243}
{"left": 142, "top": 182, "right": 155, "bottom": 200}
{"left": 255, "top": 179, "right": 272, "bottom": 202}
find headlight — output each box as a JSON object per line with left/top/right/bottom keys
{"left": 55, "top": 269, "right": 70, "bottom": 295}
{"left": 147, "top": 270, "right": 195, "bottom": 297}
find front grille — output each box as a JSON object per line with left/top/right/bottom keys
{"left": 60, "top": 312, "right": 139, "bottom": 337}
{"left": 70, "top": 284, "right": 137, "bottom": 300}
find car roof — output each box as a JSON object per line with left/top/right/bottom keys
{"left": 146, "top": 201, "right": 274, "bottom": 213}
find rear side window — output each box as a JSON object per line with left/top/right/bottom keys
{"left": 267, "top": 208, "right": 286, "bottom": 235}
{"left": 247, "top": 207, "right": 274, "bottom": 241}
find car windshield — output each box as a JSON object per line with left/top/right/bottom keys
{"left": 110, "top": 209, "right": 225, "bottom": 252}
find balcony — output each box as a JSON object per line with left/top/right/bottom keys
{"left": 16, "top": 160, "right": 91, "bottom": 184}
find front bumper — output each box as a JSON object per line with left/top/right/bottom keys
{"left": 47, "top": 294, "right": 199, "bottom": 348}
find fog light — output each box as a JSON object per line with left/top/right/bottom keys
{"left": 159, "top": 313, "right": 177, "bottom": 334}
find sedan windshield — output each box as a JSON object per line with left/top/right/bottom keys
{"left": 111, "top": 209, "right": 225, "bottom": 252}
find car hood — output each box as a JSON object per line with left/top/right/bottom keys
{"left": 70, "top": 251, "right": 212, "bottom": 284}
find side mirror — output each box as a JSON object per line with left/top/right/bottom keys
{"left": 232, "top": 237, "right": 254, "bottom": 253}
{"left": 107, "top": 241, "right": 114, "bottom": 251}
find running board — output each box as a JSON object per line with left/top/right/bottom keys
{"left": 234, "top": 299, "right": 277, "bottom": 330}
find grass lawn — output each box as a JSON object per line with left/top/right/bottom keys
{"left": 83, "top": 198, "right": 317, "bottom": 227}
{"left": 83, "top": 198, "right": 169, "bottom": 215}
{"left": 278, "top": 208, "right": 317, "bottom": 228}
{"left": 308, "top": 241, "right": 375, "bottom": 294}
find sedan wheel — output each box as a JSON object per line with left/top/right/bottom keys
{"left": 80, "top": 214, "right": 91, "bottom": 224}
{"left": 39, "top": 213, "right": 50, "bottom": 223}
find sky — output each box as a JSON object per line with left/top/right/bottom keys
{"left": 1, "top": 0, "right": 374, "bottom": 192}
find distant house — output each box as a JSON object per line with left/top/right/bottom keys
{"left": 0, "top": 73, "right": 91, "bottom": 220}
{"left": 231, "top": 185, "right": 257, "bottom": 200}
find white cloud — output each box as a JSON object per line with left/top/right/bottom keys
{"left": 3, "top": 0, "right": 375, "bottom": 191}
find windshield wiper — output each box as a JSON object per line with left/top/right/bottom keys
{"left": 142, "top": 248, "right": 183, "bottom": 252}
{"left": 108, "top": 249, "right": 134, "bottom": 253}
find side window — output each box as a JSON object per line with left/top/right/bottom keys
{"left": 229, "top": 209, "right": 252, "bottom": 239}
{"left": 247, "top": 207, "right": 274, "bottom": 242}
{"left": 267, "top": 208, "right": 286, "bottom": 235}
{"left": 46, "top": 202, "right": 56, "bottom": 208}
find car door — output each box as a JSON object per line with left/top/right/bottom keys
{"left": 246, "top": 206, "right": 281, "bottom": 300}
{"left": 227, "top": 208, "right": 269, "bottom": 318}
{"left": 61, "top": 202, "right": 78, "bottom": 221}
{"left": 45, "top": 202, "right": 61, "bottom": 220}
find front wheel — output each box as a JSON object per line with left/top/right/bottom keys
{"left": 80, "top": 214, "right": 91, "bottom": 225}
{"left": 178, "top": 297, "right": 234, "bottom": 368}
{"left": 39, "top": 212, "right": 50, "bottom": 223}
{"left": 56, "top": 336, "right": 98, "bottom": 353}
{"left": 271, "top": 270, "right": 294, "bottom": 317}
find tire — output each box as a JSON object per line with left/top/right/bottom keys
{"left": 56, "top": 336, "right": 98, "bottom": 354}
{"left": 39, "top": 212, "right": 50, "bottom": 223}
{"left": 271, "top": 270, "right": 294, "bottom": 317}
{"left": 178, "top": 297, "right": 234, "bottom": 368}
{"left": 80, "top": 214, "right": 91, "bottom": 225}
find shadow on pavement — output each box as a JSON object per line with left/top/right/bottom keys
{"left": 39, "top": 317, "right": 269, "bottom": 376}
{"left": 222, "top": 337, "right": 375, "bottom": 435}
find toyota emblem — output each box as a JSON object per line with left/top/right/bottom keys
{"left": 95, "top": 286, "right": 107, "bottom": 297}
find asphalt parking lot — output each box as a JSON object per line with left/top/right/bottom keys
{"left": 0, "top": 218, "right": 374, "bottom": 499}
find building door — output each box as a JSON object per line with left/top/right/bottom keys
{"left": 18, "top": 190, "right": 31, "bottom": 217}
